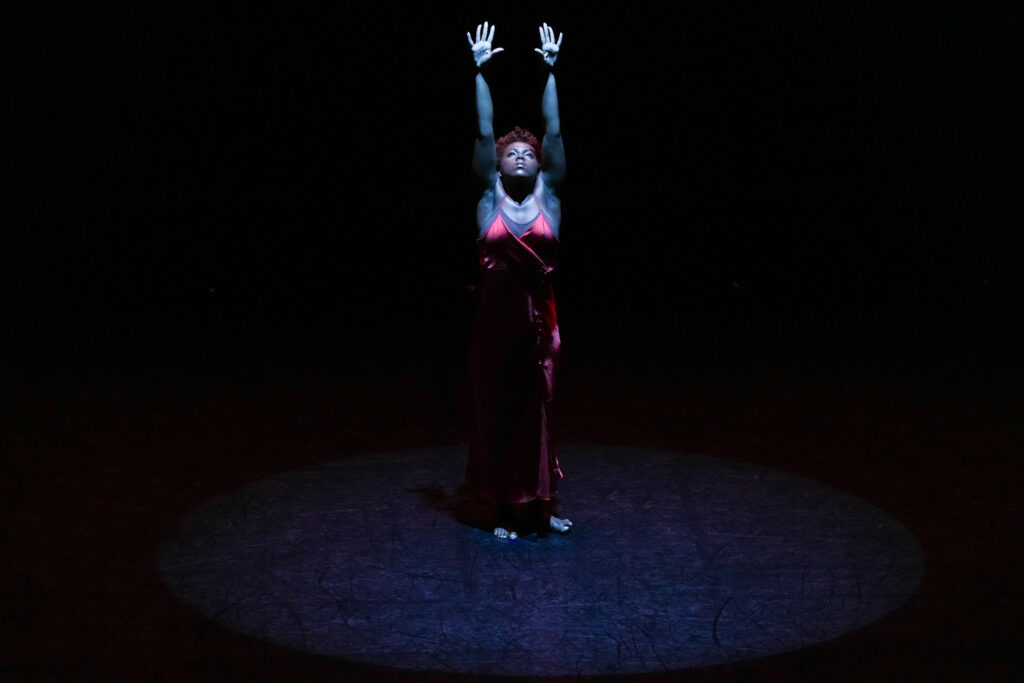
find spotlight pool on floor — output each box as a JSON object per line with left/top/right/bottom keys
{"left": 159, "top": 444, "right": 923, "bottom": 676}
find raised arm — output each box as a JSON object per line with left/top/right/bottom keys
{"left": 474, "top": 72, "right": 497, "bottom": 184}
{"left": 536, "top": 24, "right": 566, "bottom": 186}
{"left": 467, "top": 23, "right": 503, "bottom": 184}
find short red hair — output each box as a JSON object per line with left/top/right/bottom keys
{"left": 496, "top": 126, "right": 542, "bottom": 168}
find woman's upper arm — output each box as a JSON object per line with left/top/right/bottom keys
{"left": 474, "top": 135, "right": 498, "bottom": 185}
{"left": 541, "top": 132, "right": 565, "bottom": 186}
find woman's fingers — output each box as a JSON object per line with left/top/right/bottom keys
{"left": 538, "top": 23, "right": 562, "bottom": 50}
{"left": 469, "top": 22, "right": 496, "bottom": 48}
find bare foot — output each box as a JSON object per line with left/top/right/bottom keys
{"left": 549, "top": 516, "right": 573, "bottom": 534}
{"left": 493, "top": 527, "right": 518, "bottom": 540}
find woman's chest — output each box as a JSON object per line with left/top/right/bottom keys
{"left": 499, "top": 194, "right": 540, "bottom": 224}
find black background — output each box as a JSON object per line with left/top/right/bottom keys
{"left": 4, "top": 4, "right": 1023, "bottom": 680}
{"left": 9, "top": 4, "right": 1022, "bottom": 352}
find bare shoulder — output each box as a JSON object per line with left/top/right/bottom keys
{"left": 476, "top": 182, "right": 500, "bottom": 233}
{"left": 535, "top": 176, "right": 562, "bottom": 231}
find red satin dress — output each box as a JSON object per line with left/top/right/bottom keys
{"left": 466, "top": 196, "right": 563, "bottom": 504}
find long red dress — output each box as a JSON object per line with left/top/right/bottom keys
{"left": 465, "top": 197, "right": 563, "bottom": 504}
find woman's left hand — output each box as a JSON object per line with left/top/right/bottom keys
{"left": 534, "top": 23, "right": 563, "bottom": 67}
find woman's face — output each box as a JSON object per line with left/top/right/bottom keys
{"left": 499, "top": 143, "right": 540, "bottom": 179}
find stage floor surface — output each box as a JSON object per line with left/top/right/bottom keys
{"left": 159, "top": 444, "right": 922, "bottom": 676}
{"left": 3, "top": 299, "right": 1021, "bottom": 680}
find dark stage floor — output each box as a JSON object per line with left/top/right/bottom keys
{"left": 158, "top": 444, "right": 923, "bottom": 676}
{"left": 2, "top": 288, "right": 1021, "bottom": 681}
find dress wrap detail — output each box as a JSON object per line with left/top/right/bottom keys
{"left": 465, "top": 203, "right": 562, "bottom": 503}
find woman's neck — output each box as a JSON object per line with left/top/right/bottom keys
{"left": 501, "top": 176, "right": 534, "bottom": 205}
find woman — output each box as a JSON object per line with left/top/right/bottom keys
{"left": 463, "top": 22, "right": 572, "bottom": 539}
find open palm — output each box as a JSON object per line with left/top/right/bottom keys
{"left": 467, "top": 21, "right": 504, "bottom": 68}
{"left": 534, "top": 23, "right": 563, "bottom": 67}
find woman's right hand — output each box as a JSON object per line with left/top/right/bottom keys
{"left": 467, "top": 21, "right": 504, "bottom": 68}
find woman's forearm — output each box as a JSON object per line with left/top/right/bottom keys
{"left": 476, "top": 72, "right": 495, "bottom": 139}
{"left": 541, "top": 72, "right": 560, "bottom": 137}
{"left": 540, "top": 72, "right": 565, "bottom": 183}
{"left": 474, "top": 71, "right": 497, "bottom": 180}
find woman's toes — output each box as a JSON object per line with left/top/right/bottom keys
{"left": 549, "top": 516, "right": 573, "bottom": 533}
